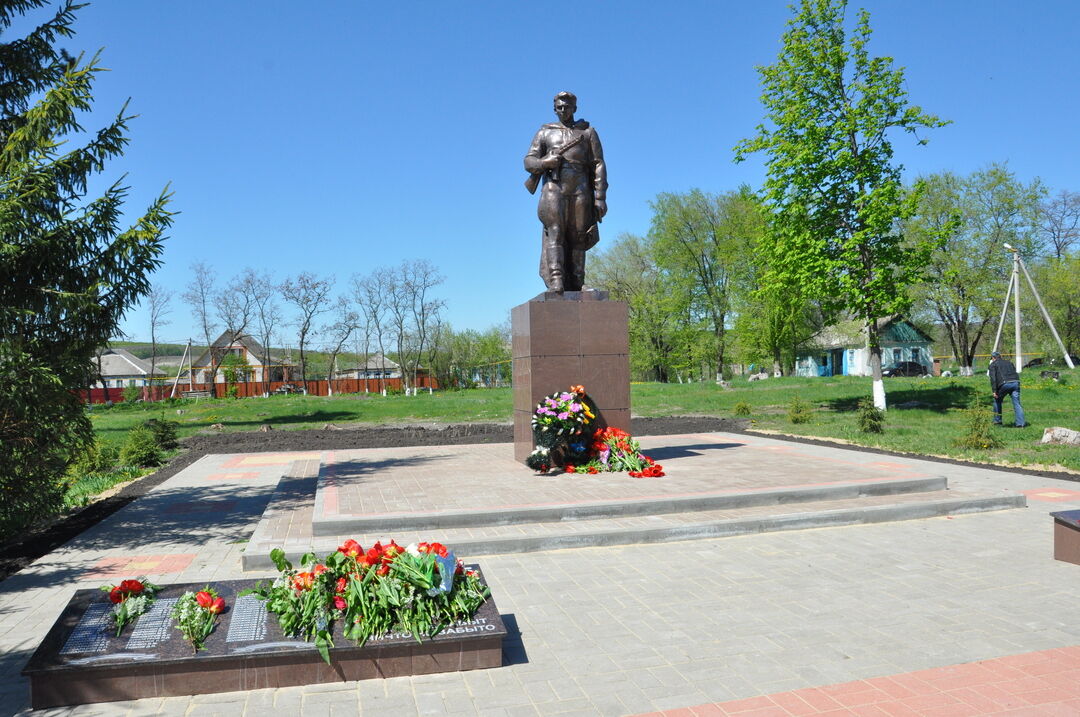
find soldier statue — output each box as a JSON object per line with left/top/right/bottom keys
{"left": 524, "top": 91, "right": 607, "bottom": 293}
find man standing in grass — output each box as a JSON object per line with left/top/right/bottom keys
{"left": 989, "top": 351, "right": 1027, "bottom": 428}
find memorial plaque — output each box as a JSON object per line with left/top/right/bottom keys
{"left": 23, "top": 569, "right": 506, "bottom": 709}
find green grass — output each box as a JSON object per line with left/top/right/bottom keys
{"left": 64, "top": 467, "right": 144, "bottom": 509}
{"left": 85, "top": 373, "right": 1080, "bottom": 476}
{"left": 87, "top": 389, "right": 514, "bottom": 450}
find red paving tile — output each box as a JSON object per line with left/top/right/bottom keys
{"left": 720, "top": 696, "right": 776, "bottom": 713}
{"left": 628, "top": 647, "right": 1080, "bottom": 716}
{"left": 1019, "top": 487, "right": 1080, "bottom": 502}
{"left": 689, "top": 706, "right": 727, "bottom": 717}
{"left": 82, "top": 553, "right": 196, "bottom": 579}
{"left": 204, "top": 471, "right": 260, "bottom": 481}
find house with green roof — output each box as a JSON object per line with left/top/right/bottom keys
{"left": 795, "top": 316, "right": 935, "bottom": 377}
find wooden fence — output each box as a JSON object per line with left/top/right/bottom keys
{"left": 80, "top": 375, "right": 438, "bottom": 404}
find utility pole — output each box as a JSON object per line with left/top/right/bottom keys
{"left": 992, "top": 244, "right": 1075, "bottom": 371}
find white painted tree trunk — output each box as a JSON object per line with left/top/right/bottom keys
{"left": 960, "top": 365, "right": 974, "bottom": 377}
{"left": 872, "top": 379, "right": 886, "bottom": 411}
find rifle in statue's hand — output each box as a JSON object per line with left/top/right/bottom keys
{"left": 524, "top": 133, "right": 585, "bottom": 194}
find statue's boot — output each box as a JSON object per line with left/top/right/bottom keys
{"left": 567, "top": 245, "right": 587, "bottom": 291}
{"left": 541, "top": 231, "right": 565, "bottom": 292}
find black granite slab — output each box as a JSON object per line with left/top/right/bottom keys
{"left": 22, "top": 567, "right": 505, "bottom": 709}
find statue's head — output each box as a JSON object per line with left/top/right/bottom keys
{"left": 553, "top": 91, "right": 577, "bottom": 124}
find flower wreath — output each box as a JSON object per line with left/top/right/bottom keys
{"left": 525, "top": 385, "right": 665, "bottom": 477}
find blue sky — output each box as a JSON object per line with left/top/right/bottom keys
{"left": 14, "top": 1, "right": 1080, "bottom": 346}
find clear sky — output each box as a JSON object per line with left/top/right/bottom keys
{"left": 14, "top": 1, "right": 1080, "bottom": 346}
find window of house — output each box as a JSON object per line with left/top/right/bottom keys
{"left": 893, "top": 348, "right": 902, "bottom": 363}
{"left": 820, "top": 355, "right": 828, "bottom": 366}
{"left": 910, "top": 347, "right": 920, "bottom": 364}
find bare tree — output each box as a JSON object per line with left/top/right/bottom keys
{"left": 1041, "top": 190, "right": 1080, "bottom": 260}
{"left": 321, "top": 297, "right": 361, "bottom": 395}
{"left": 352, "top": 270, "right": 392, "bottom": 394}
{"left": 401, "top": 260, "right": 444, "bottom": 392}
{"left": 280, "top": 272, "right": 334, "bottom": 394}
{"left": 147, "top": 286, "right": 172, "bottom": 399}
{"left": 237, "top": 268, "right": 278, "bottom": 396}
{"left": 181, "top": 262, "right": 219, "bottom": 395}
{"left": 209, "top": 272, "right": 255, "bottom": 394}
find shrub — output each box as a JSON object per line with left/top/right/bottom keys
{"left": 0, "top": 354, "right": 93, "bottom": 539}
{"left": 72, "top": 440, "right": 120, "bottom": 475}
{"left": 954, "top": 400, "right": 1003, "bottom": 450}
{"left": 787, "top": 394, "right": 813, "bottom": 424}
{"left": 143, "top": 418, "right": 179, "bottom": 450}
{"left": 122, "top": 385, "right": 142, "bottom": 403}
{"left": 856, "top": 398, "right": 885, "bottom": 433}
{"left": 119, "top": 426, "right": 164, "bottom": 467}
{"left": 733, "top": 401, "right": 752, "bottom": 416}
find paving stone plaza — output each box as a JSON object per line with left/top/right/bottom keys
{"left": 2, "top": 432, "right": 1080, "bottom": 715}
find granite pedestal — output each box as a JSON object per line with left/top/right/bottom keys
{"left": 511, "top": 291, "right": 630, "bottom": 461}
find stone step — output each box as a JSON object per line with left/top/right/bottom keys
{"left": 310, "top": 476, "right": 951, "bottom": 536}
{"left": 242, "top": 483, "right": 1025, "bottom": 571}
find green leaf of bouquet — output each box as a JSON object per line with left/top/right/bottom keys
{"left": 270, "top": 548, "right": 290, "bottom": 572}
{"left": 315, "top": 631, "right": 332, "bottom": 665}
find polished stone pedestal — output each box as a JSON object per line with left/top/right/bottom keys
{"left": 511, "top": 291, "right": 630, "bottom": 461}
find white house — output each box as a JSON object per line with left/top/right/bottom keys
{"left": 92, "top": 348, "right": 165, "bottom": 388}
{"left": 795, "top": 317, "right": 935, "bottom": 377}
{"left": 187, "top": 331, "right": 294, "bottom": 384}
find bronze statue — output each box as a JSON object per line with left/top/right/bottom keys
{"left": 524, "top": 91, "right": 607, "bottom": 292}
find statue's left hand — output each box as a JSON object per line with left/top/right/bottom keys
{"left": 594, "top": 199, "right": 607, "bottom": 221}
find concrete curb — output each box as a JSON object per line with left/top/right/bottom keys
{"left": 310, "top": 476, "right": 950, "bottom": 536}
{"left": 242, "top": 493, "right": 1026, "bottom": 569}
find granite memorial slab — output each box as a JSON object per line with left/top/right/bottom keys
{"left": 22, "top": 569, "right": 505, "bottom": 709}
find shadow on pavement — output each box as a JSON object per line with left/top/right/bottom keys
{"left": 645, "top": 442, "right": 745, "bottom": 461}
{"left": 499, "top": 613, "right": 529, "bottom": 667}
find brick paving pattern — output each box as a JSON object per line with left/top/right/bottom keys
{"left": 633, "top": 646, "right": 1080, "bottom": 715}
{"left": 0, "top": 432, "right": 1077, "bottom": 716}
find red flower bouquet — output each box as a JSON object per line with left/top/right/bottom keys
{"left": 99, "top": 577, "right": 160, "bottom": 636}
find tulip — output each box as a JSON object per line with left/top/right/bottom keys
{"left": 109, "top": 587, "right": 123, "bottom": 604}
{"left": 333, "top": 596, "right": 347, "bottom": 610}
{"left": 337, "top": 539, "right": 362, "bottom": 558}
{"left": 195, "top": 591, "right": 214, "bottom": 609}
{"left": 209, "top": 597, "right": 225, "bottom": 614}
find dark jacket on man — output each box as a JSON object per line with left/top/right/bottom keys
{"left": 989, "top": 358, "right": 1020, "bottom": 394}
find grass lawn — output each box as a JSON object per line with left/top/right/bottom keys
{"left": 86, "top": 371, "right": 1079, "bottom": 476}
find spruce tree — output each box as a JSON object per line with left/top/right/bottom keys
{"left": 0, "top": 0, "right": 173, "bottom": 536}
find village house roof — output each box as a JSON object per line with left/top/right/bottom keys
{"left": 811, "top": 316, "right": 934, "bottom": 350}
{"left": 93, "top": 348, "right": 165, "bottom": 378}
{"left": 191, "top": 330, "right": 291, "bottom": 367}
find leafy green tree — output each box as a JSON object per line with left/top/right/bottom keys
{"left": 907, "top": 165, "right": 1045, "bottom": 374}
{"left": 648, "top": 189, "right": 759, "bottom": 380}
{"left": 735, "top": 0, "right": 946, "bottom": 409}
{"left": 588, "top": 232, "right": 690, "bottom": 381}
{"left": 0, "top": 0, "right": 172, "bottom": 535}
{"left": 1031, "top": 250, "right": 1080, "bottom": 357}
{"left": 427, "top": 324, "right": 510, "bottom": 389}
